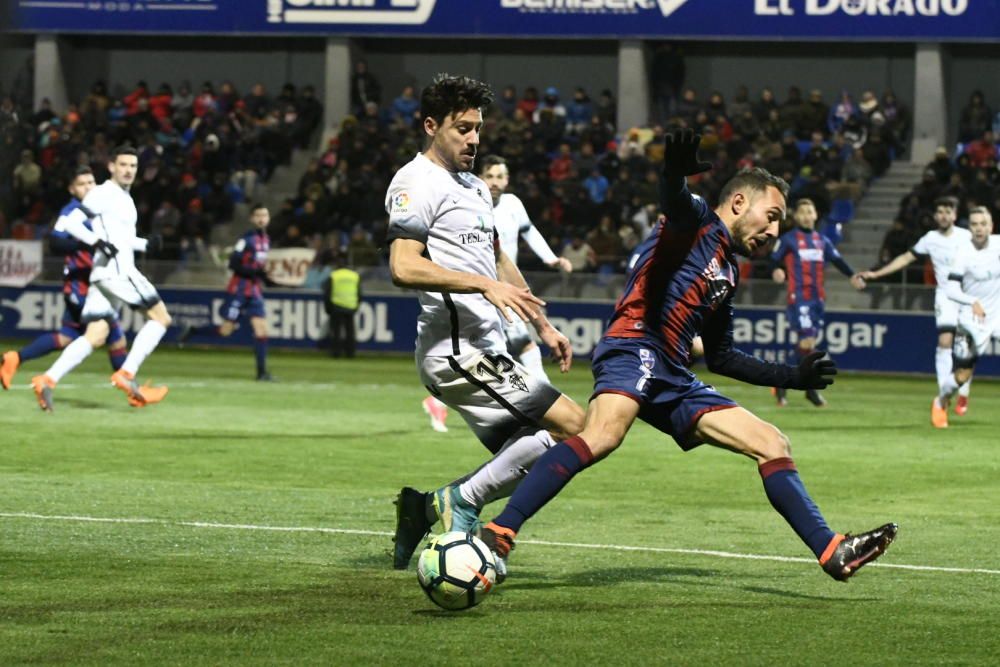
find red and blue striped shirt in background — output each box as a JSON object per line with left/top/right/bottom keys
{"left": 226, "top": 229, "right": 270, "bottom": 298}
{"left": 770, "top": 228, "right": 854, "bottom": 304}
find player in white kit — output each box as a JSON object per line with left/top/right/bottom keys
{"left": 31, "top": 146, "right": 171, "bottom": 409}
{"left": 388, "top": 75, "right": 585, "bottom": 572}
{"left": 419, "top": 154, "right": 572, "bottom": 431}
{"left": 934, "top": 207, "right": 1000, "bottom": 428}
{"left": 861, "top": 198, "right": 973, "bottom": 416}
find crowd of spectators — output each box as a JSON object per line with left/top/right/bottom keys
{"left": 4, "top": 59, "right": 911, "bottom": 275}
{"left": 1, "top": 78, "right": 323, "bottom": 261}
{"left": 277, "top": 62, "right": 904, "bottom": 273}
{"left": 875, "top": 88, "right": 1000, "bottom": 288}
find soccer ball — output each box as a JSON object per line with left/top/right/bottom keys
{"left": 416, "top": 531, "right": 497, "bottom": 611}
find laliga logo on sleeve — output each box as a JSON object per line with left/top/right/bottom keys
{"left": 270, "top": 0, "right": 437, "bottom": 25}
{"left": 391, "top": 192, "right": 410, "bottom": 213}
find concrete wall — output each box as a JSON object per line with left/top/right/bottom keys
{"left": 0, "top": 34, "right": 35, "bottom": 101}
{"left": 357, "top": 38, "right": 620, "bottom": 105}
{"left": 61, "top": 35, "right": 326, "bottom": 104}
{"left": 680, "top": 42, "right": 916, "bottom": 114}
{"left": 947, "top": 43, "right": 1000, "bottom": 145}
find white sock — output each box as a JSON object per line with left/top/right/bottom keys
{"left": 958, "top": 377, "right": 972, "bottom": 398}
{"left": 939, "top": 373, "right": 960, "bottom": 402}
{"left": 934, "top": 347, "right": 952, "bottom": 393}
{"left": 122, "top": 321, "right": 167, "bottom": 375}
{"left": 519, "top": 345, "right": 549, "bottom": 383}
{"left": 458, "top": 429, "right": 557, "bottom": 508}
{"left": 46, "top": 337, "right": 94, "bottom": 383}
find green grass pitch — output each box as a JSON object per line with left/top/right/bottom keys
{"left": 2, "top": 344, "right": 998, "bottom": 665}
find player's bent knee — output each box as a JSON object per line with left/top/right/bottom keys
{"left": 752, "top": 425, "right": 792, "bottom": 462}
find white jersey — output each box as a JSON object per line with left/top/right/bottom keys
{"left": 947, "top": 235, "right": 1000, "bottom": 317}
{"left": 80, "top": 180, "right": 150, "bottom": 281}
{"left": 493, "top": 193, "right": 557, "bottom": 267}
{"left": 386, "top": 153, "right": 506, "bottom": 358}
{"left": 912, "top": 226, "right": 972, "bottom": 291}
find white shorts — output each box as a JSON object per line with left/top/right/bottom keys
{"left": 82, "top": 269, "right": 161, "bottom": 321}
{"left": 954, "top": 308, "right": 1000, "bottom": 367}
{"left": 418, "top": 348, "right": 562, "bottom": 453}
{"left": 934, "top": 290, "right": 960, "bottom": 331}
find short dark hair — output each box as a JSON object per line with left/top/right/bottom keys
{"left": 793, "top": 198, "right": 815, "bottom": 211}
{"left": 420, "top": 73, "right": 494, "bottom": 128}
{"left": 718, "top": 167, "right": 790, "bottom": 206}
{"left": 111, "top": 145, "right": 137, "bottom": 161}
{"left": 249, "top": 202, "right": 268, "bottom": 214}
{"left": 969, "top": 205, "right": 990, "bottom": 218}
{"left": 478, "top": 154, "right": 507, "bottom": 176}
{"left": 72, "top": 165, "right": 94, "bottom": 179}
{"left": 933, "top": 197, "right": 957, "bottom": 211}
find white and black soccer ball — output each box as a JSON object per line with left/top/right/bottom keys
{"left": 416, "top": 531, "right": 497, "bottom": 611}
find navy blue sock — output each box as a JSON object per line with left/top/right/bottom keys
{"left": 108, "top": 347, "right": 127, "bottom": 371}
{"left": 492, "top": 436, "right": 594, "bottom": 533}
{"left": 254, "top": 337, "right": 268, "bottom": 376}
{"left": 19, "top": 333, "right": 62, "bottom": 362}
{"left": 759, "top": 458, "right": 836, "bottom": 558}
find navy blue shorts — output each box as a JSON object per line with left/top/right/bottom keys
{"left": 787, "top": 300, "right": 824, "bottom": 340}
{"left": 591, "top": 337, "right": 738, "bottom": 450}
{"left": 221, "top": 293, "right": 266, "bottom": 321}
{"left": 61, "top": 294, "right": 124, "bottom": 344}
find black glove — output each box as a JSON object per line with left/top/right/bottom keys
{"left": 93, "top": 238, "right": 119, "bottom": 259}
{"left": 662, "top": 129, "right": 713, "bottom": 180}
{"left": 792, "top": 351, "right": 837, "bottom": 390}
{"left": 145, "top": 233, "right": 163, "bottom": 255}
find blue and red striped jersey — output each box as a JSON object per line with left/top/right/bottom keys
{"left": 770, "top": 228, "right": 854, "bottom": 304}
{"left": 607, "top": 185, "right": 739, "bottom": 368}
{"left": 51, "top": 199, "right": 94, "bottom": 301}
{"left": 226, "top": 229, "right": 270, "bottom": 298}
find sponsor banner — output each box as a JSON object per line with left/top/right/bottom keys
{"left": 11, "top": 0, "right": 1000, "bottom": 40}
{"left": 1, "top": 285, "right": 998, "bottom": 375}
{"left": 0, "top": 241, "right": 43, "bottom": 288}
{"left": 265, "top": 247, "right": 316, "bottom": 287}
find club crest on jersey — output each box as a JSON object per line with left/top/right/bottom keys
{"left": 702, "top": 256, "right": 735, "bottom": 306}
{"left": 391, "top": 192, "right": 410, "bottom": 213}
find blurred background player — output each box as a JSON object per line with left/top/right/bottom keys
{"left": 178, "top": 203, "right": 274, "bottom": 381}
{"left": 769, "top": 198, "right": 866, "bottom": 407}
{"left": 322, "top": 252, "right": 361, "bottom": 358}
{"left": 32, "top": 146, "right": 170, "bottom": 408}
{"left": 1, "top": 167, "right": 128, "bottom": 399}
{"left": 387, "top": 74, "right": 584, "bottom": 572}
{"left": 419, "top": 154, "right": 573, "bottom": 432}
{"left": 934, "top": 207, "right": 999, "bottom": 428}
{"left": 861, "top": 198, "right": 973, "bottom": 416}
{"left": 478, "top": 133, "right": 897, "bottom": 583}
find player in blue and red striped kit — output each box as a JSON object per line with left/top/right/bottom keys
{"left": 178, "top": 203, "right": 273, "bottom": 380}
{"left": 769, "top": 198, "right": 866, "bottom": 406}
{"left": 478, "top": 131, "right": 896, "bottom": 584}
{"left": 1, "top": 167, "right": 127, "bottom": 394}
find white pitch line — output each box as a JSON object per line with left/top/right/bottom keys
{"left": 2, "top": 511, "right": 998, "bottom": 576}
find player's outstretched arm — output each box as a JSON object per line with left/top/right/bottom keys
{"left": 701, "top": 304, "right": 836, "bottom": 390}
{"left": 860, "top": 250, "right": 916, "bottom": 281}
{"left": 659, "top": 129, "right": 713, "bottom": 226}
{"left": 390, "top": 239, "right": 544, "bottom": 323}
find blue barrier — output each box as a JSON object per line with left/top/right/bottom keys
{"left": 2, "top": 284, "right": 998, "bottom": 376}
{"left": 12, "top": 0, "right": 999, "bottom": 40}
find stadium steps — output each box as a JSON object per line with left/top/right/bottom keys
{"left": 838, "top": 161, "right": 926, "bottom": 272}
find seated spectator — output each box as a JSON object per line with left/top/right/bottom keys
{"left": 390, "top": 85, "right": 420, "bottom": 125}
{"left": 586, "top": 214, "right": 623, "bottom": 271}
{"left": 560, "top": 234, "right": 596, "bottom": 272}
{"left": 565, "top": 87, "right": 593, "bottom": 135}
{"left": 582, "top": 168, "right": 609, "bottom": 204}
{"left": 496, "top": 85, "right": 518, "bottom": 118}
{"left": 958, "top": 90, "right": 992, "bottom": 143}
{"left": 926, "top": 146, "right": 954, "bottom": 185}
{"left": 964, "top": 130, "right": 998, "bottom": 168}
